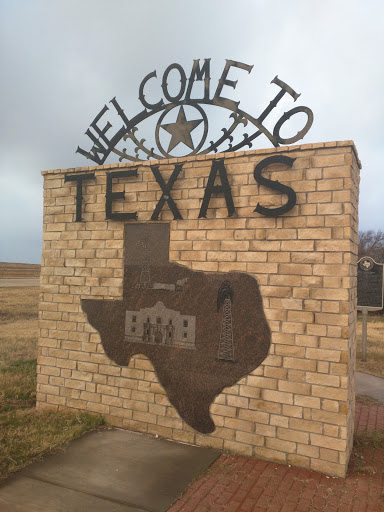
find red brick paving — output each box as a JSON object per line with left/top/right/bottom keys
{"left": 169, "top": 404, "right": 384, "bottom": 512}
{"left": 355, "top": 403, "right": 384, "bottom": 432}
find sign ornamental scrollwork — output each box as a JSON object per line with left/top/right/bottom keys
{"left": 77, "top": 59, "right": 314, "bottom": 165}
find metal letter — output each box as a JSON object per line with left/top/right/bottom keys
{"left": 214, "top": 60, "right": 253, "bottom": 106}
{"left": 254, "top": 155, "right": 296, "bottom": 217}
{"left": 138, "top": 71, "right": 164, "bottom": 110}
{"left": 105, "top": 170, "right": 138, "bottom": 220}
{"left": 185, "top": 59, "right": 211, "bottom": 102}
{"left": 161, "top": 63, "right": 187, "bottom": 103}
{"left": 64, "top": 173, "right": 95, "bottom": 222}
{"left": 77, "top": 60, "right": 315, "bottom": 164}
{"left": 273, "top": 106, "right": 314, "bottom": 145}
{"left": 77, "top": 105, "right": 120, "bottom": 165}
{"left": 257, "top": 76, "right": 300, "bottom": 124}
{"left": 198, "top": 159, "right": 235, "bottom": 218}
{"left": 150, "top": 164, "right": 183, "bottom": 220}
{"left": 110, "top": 96, "right": 130, "bottom": 127}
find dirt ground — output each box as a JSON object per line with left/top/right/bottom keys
{"left": 356, "top": 314, "right": 384, "bottom": 378}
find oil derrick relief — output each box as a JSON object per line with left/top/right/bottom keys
{"left": 137, "top": 235, "right": 151, "bottom": 289}
{"left": 217, "top": 281, "right": 235, "bottom": 362}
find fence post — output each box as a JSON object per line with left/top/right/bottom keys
{"left": 361, "top": 307, "right": 368, "bottom": 362}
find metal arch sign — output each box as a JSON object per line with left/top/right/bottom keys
{"left": 76, "top": 59, "right": 314, "bottom": 165}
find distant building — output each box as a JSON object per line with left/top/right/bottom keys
{"left": 124, "top": 301, "right": 196, "bottom": 350}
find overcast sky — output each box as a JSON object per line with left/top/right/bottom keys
{"left": 1, "top": 0, "right": 383, "bottom": 264}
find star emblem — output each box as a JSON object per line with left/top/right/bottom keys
{"left": 160, "top": 106, "right": 203, "bottom": 153}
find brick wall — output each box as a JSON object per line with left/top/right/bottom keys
{"left": 37, "top": 141, "right": 360, "bottom": 477}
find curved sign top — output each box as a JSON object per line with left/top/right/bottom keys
{"left": 77, "top": 59, "right": 314, "bottom": 165}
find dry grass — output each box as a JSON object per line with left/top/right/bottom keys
{"left": 356, "top": 314, "right": 384, "bottom": 377}
{"left": 0, "top": 410, "right": 104, "bottom": 479}
{"left": 0, "top": 287, "right": 105, "bottom": 481}
{"left": 0, "top": 262, "right": 40, "bottom": 279}
{"left": 356, "top": 394, "right": 384, "bottom": 406}
{"left": 0, "top": 287, "right": 39, "bottom": 366}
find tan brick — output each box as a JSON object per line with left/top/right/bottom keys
{"left": 235, "top": 431, "right": 264, "bottom": 446}
{"left": 173, "top": 430, "right": 196, "bottom": 444}
{"left": 195, "top": 435, "right": 224, "bottom": 450}
{"left": 227, "top": 395, "right": 249, "bottom": 408}
{"left": 266, "top": 437, "right": 296, "bottom": 453}
{"left": 311, "top": 410, "right": 347, "bottom": 426}
{"left": 210, "top": 404, "right": 237, "bottom": 417}
{"left": 223, "top": 440, "right": 252, "bottom": 457}
{"left": 97, "top": 384, "right": 119, "bottom": 396}
{"left": 282, "top": 405, "right": 303, "bottom": 418}
{"left": 312, "top": 385, "right": 348, "bottom": 401}
{"left": 287, "top": 453, "right": 310, "bottom": 469}
{"left": 122, "top": 419, "right": 148, "bottom": 433}
{"left": 277, "top": 427, "right": 309, "bottom": 444}
{"left": 278, "top": 381, "right": 310, "bottom": 395}
{"left": 249, "top": 399, "right": 281, "bottom": 415}
{"left": 262, "top": 389, "right": 293, "bottom": 405}
{"left": 311, "top": 154, "right": 345, "bottom": 167}
{"left": 297, "top": 443, "right": 319, "bottom": 458}
{"left": 324, "top": 424, "right": 339, "bottom": 438}
{"left": 224, "top": 418, "right": 254, "bottom": 433}
{"left": 283, "top": 358, "right": 317, "bottom": 371}
{"left": 310, "top": 433, "right": 347, "bottom": 451}
{"left": 275, "top": 345, "right": 305, "bottom": 357}
{"left": 306, "top": 372, "right": 340, "bottom": 387}
{"left": 101, "top": 395, "right": 123, "bottom": 407}
{"left": 253, "top": 446, "right": 286, "bottom": 464}
{"left": 238, "top": 409, "right": 270, "bottom": 424}
{"left": 306, "top": 348, "right": 341, "bottom": 362}
{"left": 293, "top": 395, "right": 321, "bottom": 409}
{"left": 239, "top": 385, "right": 261, "bottom": 399}
{"left": 247, "top": 376, "right": 277, "bottom": 390}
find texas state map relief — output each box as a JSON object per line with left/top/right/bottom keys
{"left": 82, "top": 223, "right": 271, "bottom": 433}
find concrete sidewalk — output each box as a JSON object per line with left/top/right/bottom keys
{"left": 356, "top": 371, "right": 384, "bottom": 403}
{"left": 0, "top": 429, "right": 220, "bottom": 512}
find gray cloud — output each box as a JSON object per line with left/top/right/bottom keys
{"left": 1, "top": 0, "right": 383, "bottom": 262}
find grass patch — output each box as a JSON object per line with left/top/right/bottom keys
{"left": 356, "top": 394, "right": 384, "bottom": 406}
{"left": 0, "top": 409, "right": 105, "bottom": 480}
{"left": 0, "top": 359, "right": 37, "bottom": 412}
{"left": 352, "top": 429, "right": 384, "bottom": 475}
{"left": 354, "top": 430, "right": 384, "bottom": 450}
{"left": 0, "top": 287, "right": 39, "bottom": 322}
{"left": 356, "top": 314, "right": 384, "bottom": 378}
{"left": 0, "top": 288, "right": 39, "bottom": 366}
{"left": 0, "top": 286, "right": 106, "bottom": 481}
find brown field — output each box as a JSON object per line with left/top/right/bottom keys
{"left": 0, "top": 262, "right": 41, "bottom": 279}
{"left": 356, "top": 313, "right": 384, "bottom": 377}
{"left": 0, "top": 287, "right": 104, "bottom": 481}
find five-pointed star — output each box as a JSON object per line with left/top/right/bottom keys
{"left": 160, "top": 106, "right": 202, "bottom": 153}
